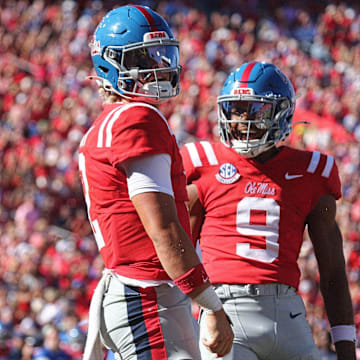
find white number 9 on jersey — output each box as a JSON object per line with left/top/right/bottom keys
{"left": 236, "top": 197, "right": 280, "bottom": 263}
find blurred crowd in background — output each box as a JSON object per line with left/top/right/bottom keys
{"left": 1, "top": 0, "right": 360, "bottom": 358}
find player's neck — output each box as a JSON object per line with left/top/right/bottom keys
{"left": 252, "top": 147, "right": 281, "bottom": 164}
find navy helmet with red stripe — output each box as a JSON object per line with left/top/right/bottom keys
{"left": 89, "top": 5, "right": 181, "bottom": 104}
{"left": 217, "top": 61, "right": 296, "bottom": 158}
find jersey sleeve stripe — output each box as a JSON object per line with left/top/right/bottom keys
{"left": 105, "top": 106, "right": 129, "bottom": 147}
{"left": 200, "top": 141, "right": 219, "bottom": 165}
{"left": 98, "top": 106, "right": 122, "bottom": 147}
{"left": 79, "top": 153, "right": 90, "bottom": 209}
{"left": 184, "top": 143, "right": 202, "bottom": 167}
{"left": 306, "top": 151, "right": 320, "bottom": 173}
{"left": 321, "top": 155, "right": 334, "bottom": 178}
{"left": 80, "top": 126, "right": 94, "bottom": 147}
{"left": 104, "top": 102, "right": 173, "bottom": 148}
{"left": 78, "top": 153, "right": 105, "bottom": 251}
{"left": 92, "top": 219, "right": 105, "bottom": 250}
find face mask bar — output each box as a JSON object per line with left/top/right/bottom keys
{"left": 224, "top": 100, "right": 275, "bottom": 129}
{"left": 103, "top": 40, "right": 181, "bottom": 101}
{"left": 217, "top": 94, "right": 291, "bottom": 157}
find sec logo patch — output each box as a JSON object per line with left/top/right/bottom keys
{"left": 216, "top": 163, "right": 240, "bottom": 184}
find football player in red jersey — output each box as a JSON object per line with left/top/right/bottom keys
{"left": 79, "top": 5, "right": 233, "bottom": 360}
{"left": 181, "top": 61, "right": 356, "bottom": 360}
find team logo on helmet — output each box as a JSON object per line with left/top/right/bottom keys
{"left": 143, "top": 31, "right": 169, "bottom": 42}
{"left": 232, "top": 88, "right": 254, "bottom": 95}
{"left": 89, "top": 36, "right": 101, "bottom": 56}
{"left": 216, "top": 163, "right": 240, "bottom": 184}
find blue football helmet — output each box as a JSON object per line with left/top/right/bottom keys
{"left": 89, "top": 5, "right": 181, "bottom": 104}
{"left": 217, "top": 62, "right": 296, "bottom": 158}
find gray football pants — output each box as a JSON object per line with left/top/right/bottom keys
{"left": 199, "top": 283, "right": 321, "bottom": 360}
{"left": 100, "top": 276, "right": 201, "bottom": 360}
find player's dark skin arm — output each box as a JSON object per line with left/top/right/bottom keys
{"left": 307, "top": 194, "right": 356, "bottom": 360}
{"left": 131, "top": 191, "right": 233, "bottom": 357}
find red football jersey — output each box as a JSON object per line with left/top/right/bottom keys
{"left": 78, "top": 102, "right": 190, "bottom": 280}
{"left": 181, "top": 141, "right": 341, "bottom": 289}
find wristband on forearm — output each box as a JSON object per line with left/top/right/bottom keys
{"left": 174, "top": 263, "right": 209, "bottom": 294}
{"left": 173, "top": 263, "right": 223, "bottom": 313}
{"left": 330, "top": 325, "right": 357, "bottom": 344}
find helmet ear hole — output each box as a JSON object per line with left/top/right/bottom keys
{"left": 105, "top": 48, "right": 121, "bottom": 63}
{"left": 98, "top": 66, "right": 109, "bottom": 74}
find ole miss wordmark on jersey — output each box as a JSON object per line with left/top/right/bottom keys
{"left": 180, "top": 142, "right": 341, "bottom": 289}
{"left": 79, "top": 102, "right": 189, "bottom": 281}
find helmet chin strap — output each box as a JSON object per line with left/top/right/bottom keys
{"left": 87, "top": 73, "right": 175, "bottom": 104}
{"left": 231, "top": 139, "right": 275, "bottom": 158}
{"left": 86, "top": 75, "right": 105, "bottom": 86}
{"left": 87, "top": 75, "right": 127, "bottom": 101}
{"left": 86, "top": 75, "right": 116, "bottom": 92}
{"left": 232, "top": 145, "right": 263, "bottom": 158}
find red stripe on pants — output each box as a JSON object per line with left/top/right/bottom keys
{"left": 139, "top": 287, "right": 168, "bottom": 360}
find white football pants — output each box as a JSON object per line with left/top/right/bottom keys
{"left": 199, "top": 283, "right": 321, "bottom": 360}
{"left": 100, "top": 275, "right": 201, "bottom": 360}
